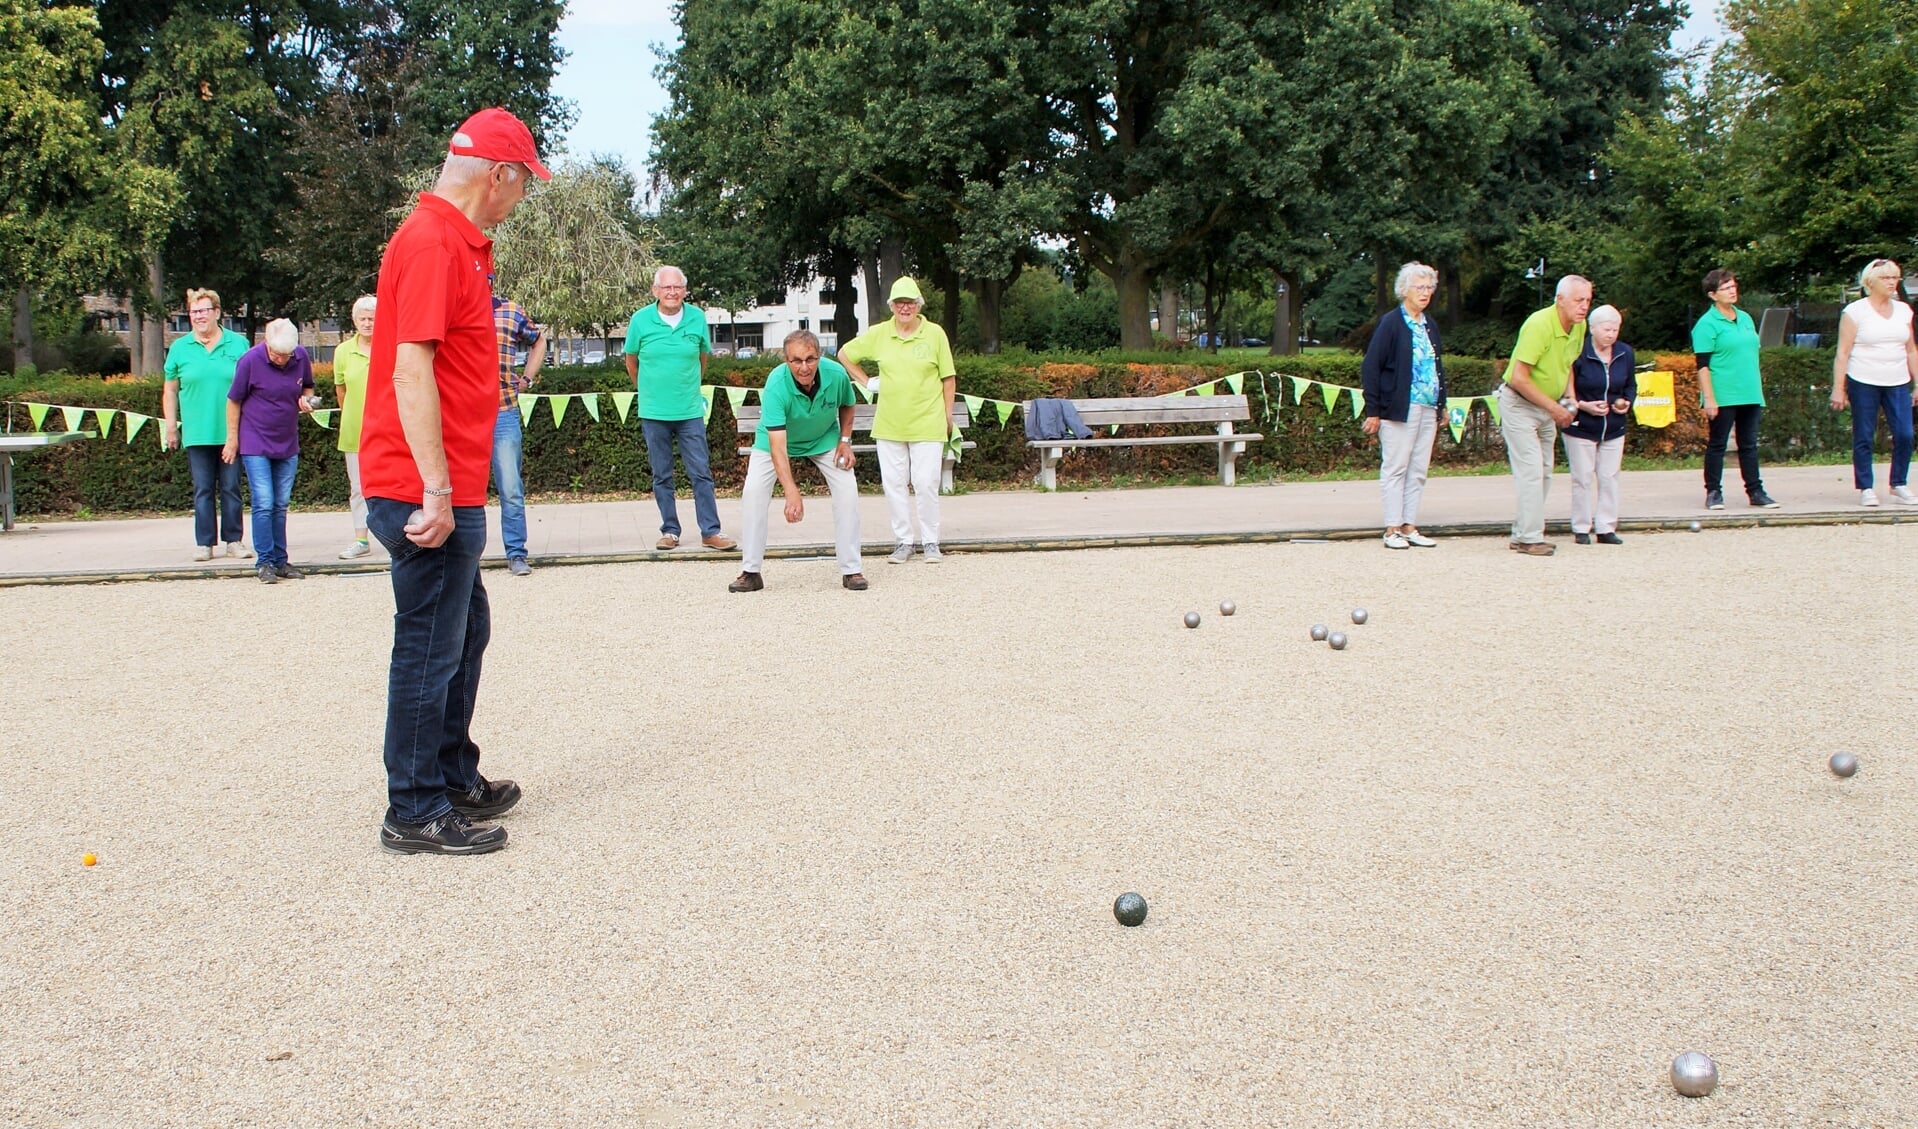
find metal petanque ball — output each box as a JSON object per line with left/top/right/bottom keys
{"left": 1327, "top": 632, "right": 1348, "bottom": 650}
{"left": 1113, "top": 892, "right": 1148, "bottom": 927}
{"left": 1689, "top": 521, "right": 1702, "bottom": 533}
{"left": 1219, "top": 600, "right": 1236, "bottom": 617}
{"left": 1310, "top": 623, "right": 1329, "bottom": 642}
{"left": 1829, "top": 752, "right": 1859, "bottom": 778}
{"left": 1350, "top": 608, "right": 1369, "bottom": 625}
{"left": 1670, "top": 1052, "right": 1718, "bottom": 1098}
{"left": 1183, "top": 611, "right": 1201, "bottom": 629}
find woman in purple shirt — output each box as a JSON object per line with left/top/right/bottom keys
{"left": 224, "top": 318, "right": 315, "bottom": 582}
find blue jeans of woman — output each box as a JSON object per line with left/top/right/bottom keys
{"left": 186, "top": 444, "right": 243, "bottom": 546}
{"left": 366, "top": 498, "right": 490, "bottom": 825}
{"left": 1846, "top": 378, "right": 1914, "bottom": 490}
{"left": 239, "top": 454, "right": 297, "bottom": 568}
{"left": 641, "top": 416, "right": 720, "bottom": 538}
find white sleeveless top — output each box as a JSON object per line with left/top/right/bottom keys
{"left": 1843, "top": 298, "right": 1915, "bottom": 386}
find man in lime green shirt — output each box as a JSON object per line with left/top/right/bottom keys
{"left": 162, "top": 286, "right": 252, "bottom": 561}
{"left": 332, "top": 294, "right": 375, "bottom": 558}
{"left": 621, "top": 265, "right": 736, "bottom": 551}
{"left": 728, "top": 329, "right": 867, "bottom": 593}
{"left": 1498, "top": 275, "right": 1591, "bottom": 555}
{"left": 836, "top": 277, "right": 958, "bottom": 564}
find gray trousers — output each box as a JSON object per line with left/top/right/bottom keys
{"left": 1378, "top": 404, "right": 1438, "bottom": 528}
{"left": 1499, "top": 385, "right": 1558, "bottom": 544}
{"left": 1564, "top": 434, "right": 1624, "bottom": 534}
{"left": 740, "top": 447, "right": 863, "bottom": 575}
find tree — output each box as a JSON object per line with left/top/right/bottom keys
{"left": 493, "top": 160, "right": 659, "bottom": 335}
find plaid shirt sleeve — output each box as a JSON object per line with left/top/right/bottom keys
{"left": 493, "top": 301, "right": 542, "bottom": 408}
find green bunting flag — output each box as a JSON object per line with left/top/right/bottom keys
{"left": 60, "top": 406, "right": 85, "bottom": 432}
{"left": 1482, "top": 393, "right": 1501, "bottom": 426}
{"left": 519, "top": 394, "right": 539, "bottom": 425}
{"left": 1320, "top": 382, "right": 1340, "bottom": 413}
{"left": 1193, "top": 381, "right": 1217, "bottom": 397}
{"left": 1109, "top": 424, "right": 1120, "bottom": 435}
{"left": 962, "top": 394, "right": 984, "bottom": 422}
{"left": 1224, "top": 372, "right": 1244, "bottom": 394}
{"left": 1350, "top": 390, "right": 1366, "bottom": 419}
{"left": 580, "top": 393, "right": 602, "bottom": 422}
{"left": 1289, "top": 376, "right": 1310, "bottom": 405}
{"left": 549, "top": 394, "right": 570, "bottom": 427}
{"left": 92, "top": 409, "right": 116, "bottom": 439}
{"left": 700, "top": 384, "right": 716, "bottom": 422}
{"left": 852, "top": 380, "right": 871, "bottom": 403}
{"left": 722, "top": 385, "right": 748, "bottom": 412}
{"left": 1446, "top": 398, "right": 1471, "bottom": 442}
{"left": 610, "top": 390, "right": 635, "bottom": 423}
{"left": 996, "top": 400, "right": 1018, "bottom": 428}
{"left": 311, "top": 410, "right": 334, "bottom": 430}
{"left": 25, "top": 402, "right": 50, "bottom": 429}
{"left": 125, "top": 412, "right": 149, "bottom": 444}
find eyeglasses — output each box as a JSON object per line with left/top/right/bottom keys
{"left": 190, "top": 306, "right": 218, "bottom": 315}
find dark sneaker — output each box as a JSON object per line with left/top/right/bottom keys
{"left": 447, "top": 775, "right": 521, "bottom": 818}
{"left": 1705, "top": 489, "right": 1725, "bottom": 510}
{"left": 1596, "top": 532, "right": 1624, "bottom": 545}
{"left": 274, "top": 563, "right": 305, "bottom": 580}
{"left": 728, "top": 570, "right": 764, "bottom": 592}
{"left": 380, "top": 810, "right": 508, "bottom": 855}
{"left": 1749, "top": 489, "right": 1780, "bottom": 508}
{"left": 842, "top": 572, "right": 868, "bottom": 591}
{"left": 257, "top": 565, "right": 279, "bottom": 584}
{"left": 1574, "top": 533, "right": 1592, "bottom": 545}
{"left": 507, "top": 556, "right": 532, "bottom": 577}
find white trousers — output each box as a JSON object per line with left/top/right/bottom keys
{"left": 877, "top": 439, "right": 942, "bottom": 545}
{"left": 1563, "top": 434, "right": 1624, "bottom": 534}
{"left": 343, "top": 452, "right": 367, "bottom": 533}
{"left": 1498, "top": 386, "right": 1557, "bottom": 543}
{"left": 1378, "top": 404, "right": 1438, "bottom": 528}
{"left": 739, "top": 448, "right": 863, "bottom": 575}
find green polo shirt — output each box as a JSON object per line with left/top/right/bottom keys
{"left": 622, "top": 302, "right": 710, "bottom": 421}
{"left": 837, "top": 318, "right": 957, "bottom": 443}
{"left": 755, "top": 359, "right": 856, "bottom": 458}
{"left": 163, "top": 329, "right": 250, "bottom": 447}
{"left": 1507, "top": 305, "right": 1585, "bottom": 401}
{"left": 1691, "top": 306, "right": 1765, "bottom": 407}
{"left": 332, "top": 333, "right": 371, "bottom": 453}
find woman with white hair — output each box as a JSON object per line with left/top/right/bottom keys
{"left": 1361, "top": 262, "right": 1446, "bottom": 548}
{"left": 1829, "top": 258, "right": 1917, "bottom": 506}
{"left": 1560, "top": 304, "right": 1636, "bottom": 544}
{"left": 224, "top": 318, "right": 316, "bottom": 582}
{"left": 333, "top": 295, "right": 376, "bottom": 556}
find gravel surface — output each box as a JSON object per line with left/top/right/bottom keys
{"left": 3, "top": 525, "right": 1913, "bottom": 1127}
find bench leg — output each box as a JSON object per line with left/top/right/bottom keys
{"left": 1037, "top": 447, "right": 1061, "bottom": 491}
{"left": 941, "top": 456, "right": 955, "bottom": 494}
{"left": 1220, "top": 441, "right": 1245, "bottom": 487}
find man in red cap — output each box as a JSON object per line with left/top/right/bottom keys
{"left": 359, "top": 108, "right": 550, "bottom": 855}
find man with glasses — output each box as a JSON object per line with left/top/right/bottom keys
{"left": 358, "top": 108, "right": 550, "bottom": 856}
{"left": 162, "top": 289, "right": 251, "bottom": 561}
{"left": 623, "top": 265, "right": 737, "bottom": 551}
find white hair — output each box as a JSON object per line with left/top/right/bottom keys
{"left": 1588, "top": 304, "right": 1622, "bottom": 329}
{"left": 1859, "top": 258, "right": 1902, "bottom": 290}
{"left": 1555, "top": 274, "right": 1592, "bottom": 298}
{"left": 263, "top": 318, "right": 299, "bottom": 354}
{"left": 438, "top": 154, "right": 521, "bottom": 190}
{"left": 653, "top": 265, "right": 687, "bottom": 288}
{"left": 351, "top": 294, "right": 377, "bottom": 319}
{"left": 1394, "top": 262, "right": 1438, "bottom": 300}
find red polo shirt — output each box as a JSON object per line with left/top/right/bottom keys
{"left": 360, "top": 193, "right": 498, "bottom": 507}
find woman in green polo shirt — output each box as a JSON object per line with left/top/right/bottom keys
{"left": 1692, "top": 268, "right": 1779, "bottom": 510}
{"left": 161, "top": 287, "right": 252, "bottom": 561}
{"left": 332, "top": 294, "right": 375, "bottom": 558}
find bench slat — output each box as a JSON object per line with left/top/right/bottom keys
{"left": 1025, "top": 433, "right": 1263, "bottom": 450}
{"left": 1028, "top": 395, "right": 1252, "bottom": 426}
{"left": 734, "top": 401, "right": 972, "bottom": 433}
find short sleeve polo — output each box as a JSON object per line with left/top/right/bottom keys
{"left": 1691, "top": 307, "right": 1765, "bottom": 407}
{"left": 1508, "top": 305, "right": 1585, "bottom": 401}
{"left": 755, "top": 359, "right": 856, "bottom": 458}
{"left": 163, "top": 329, "right": 250, "bottom": 447}
{"left": 837, "top": 318, "right": 957, "bottom": 443}
{"left": 332, "top": 333, "right": 370, "bottom": 453}
{"left": 623, "top": 303, "right": 710, "bottom": 421}
{"left": 359, "top": 193, "right": 499, "bottom": 507}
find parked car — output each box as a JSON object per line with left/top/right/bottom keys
{"left": 735, "top": 346, "right": 757, "bottom": 359}
{"left": 1240, "top": 337, "right": 1267, "bottom": 347}
{"left": 581, "top": 349, "right": 605, "bottom": 364}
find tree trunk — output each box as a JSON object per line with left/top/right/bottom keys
{"left": 937, "top": 264, "right": 961, "bottom": 335}
{"left": 829, "top": 246, "right": 858, "bottom": 345}
{"left": 1157, "top": 279, "right": 1179, "bottom": 342}
{"left": 862, "top": 254, "right": 885, "bottom": 329}
{"left": 1270, "top": 270, "right": 1293, "bottom": 356}
{"left": 137, "top": 253, "right": 166, "bottom": 375}
{"left": 1443, "top": 269, "right": 1463, "bottom": 329}
{"left": 13, "top": 288, "right": 33, "bottom": 371}
{"left": 973, "top": 277, "right": 1003, "bottom": 355}
{"left": 1113, "top": 254, "right": 1154, "bottom": 352}
{"left": 872, "top": 238, "right": 905, "bottom": 323}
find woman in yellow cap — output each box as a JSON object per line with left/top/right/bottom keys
{"left": 835, "top": 278, "right": 958, "bottom": 562}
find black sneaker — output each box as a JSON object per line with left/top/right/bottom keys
{"left": 274, "top": 563, "right": 306, "bottom": 579}
{"left": 1574, "top": 533, "right": 1592, "bottom": 545}
{"left": 257, "top": 565, "right": 279, "bottom": 584}
{"left": 1596, "top": 532, "right": 1624, "bottom": 545}
{"left": 1749, "top": 489, "right": 1780, "bottom": 508}
{"left": 1705, "top": 489, "right": 1725, "bottom": 510}
{"left": 380, "top": 810, "right": 507, "bottom": 855}
{"left": 447, "top": 775, "right": 522, "bottom": 818}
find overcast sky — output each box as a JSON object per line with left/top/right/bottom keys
{"left": 551, "top": 0, "right": 1730, "bottom": 196}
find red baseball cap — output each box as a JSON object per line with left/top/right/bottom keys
{"left": 448, "top": 108, "right": 552, "bottom": 180}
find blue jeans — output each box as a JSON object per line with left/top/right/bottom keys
{"left": 186, "top": 445, "right": 243, "bottom": 546}
{"left": 1847, "top": 378, "right": 1914, "bottom": 489}
{"left": 491, "top": 407, "right": 528, "bottom": 558}
{"left": 239, "top": 454, "right": 297, "bottom": 568}
{"left": 641, "top": 417, "right": 720, "bottom": 538}
{"left": 366, "top": 498, "right": 490, "bottom": 825}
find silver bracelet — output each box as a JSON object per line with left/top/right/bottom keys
{"left": 423, "top": 486, "right": 453, "bottom": 498}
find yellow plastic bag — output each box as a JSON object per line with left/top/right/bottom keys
{"left": 1633, "top": 370, "right": 1675, "bottom": 428}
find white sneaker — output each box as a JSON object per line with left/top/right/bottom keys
{"left": 888, "top": 542, "right": 913, "bottom": 564}
{"left": 1403, "top": 530, "right": 1437, "bottom": 548}
{"left": 225, "top": 541, "right": 253, "bottom": 559}
{"left": 193, "top": 545, "right": 214, "bottom": 562}
{"left": 922, "top": 542, "right": 944, "bottom": 563}
{"left": 339, "top": 541, "right": 372, "bottom": 559}
{"left": 1382, "top": 532, "right": 1410, "bottom": 550}
{"left": 1893, "top": 486, "right": 1917, "bottom": 505}
{"left": 1862, "top": 488, "right": 1880, "bottom": 508}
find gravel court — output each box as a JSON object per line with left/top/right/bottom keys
{"left": 2, "top": 524, "right": 1913, "bottom": 1128}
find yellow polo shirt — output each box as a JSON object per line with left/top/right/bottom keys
{"left": 838, "top": 318, "right": 957, "bottom": 442}
{"left": 332, "top": 333, "right": 371, "bottom": 453}
{"left": 1507, "top": 305, "right": 1586, "bottom": 401}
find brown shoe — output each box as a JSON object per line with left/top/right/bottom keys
{"left": 1508, "top": 539, "right": 1556, "bottom": 556}
{"left": 702, "top": 533, "right": 738, "bottom": 550}
{"left": 842, "top": 573, "right": 868, "bottom": 591}
{"left": 656, "top": 534, "right": 679, "bottom": 550}
{"left": 727, "top": 571, "right": 763, "bottom": 592}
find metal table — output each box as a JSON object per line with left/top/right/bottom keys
{"left": 0, "top": 432, "right": 91, "bottom": 531}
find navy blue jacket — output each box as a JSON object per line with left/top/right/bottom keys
{"left": 1563, "top": 338, "right": 1637, "bottom": 443}
{"left": 1361, "top": 308, "right": 1446, "bottom": 423}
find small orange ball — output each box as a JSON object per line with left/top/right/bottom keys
{"left": 82, "top": 853, "right": 97, "bottom": 867}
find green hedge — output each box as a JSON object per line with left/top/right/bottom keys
{"left": 0, "top": 348, "right": 1861, "bottom": 516}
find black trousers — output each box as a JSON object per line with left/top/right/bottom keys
{"left": 1703, "top": 403, "right": 1763, "bottom": 495}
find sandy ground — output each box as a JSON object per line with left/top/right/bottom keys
{"left": 2, "top": 525, "right": 1913, "bottom": 1128}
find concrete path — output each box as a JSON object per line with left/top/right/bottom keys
{"left": 0, "top": 461, "right": 1907, "bottom": 584}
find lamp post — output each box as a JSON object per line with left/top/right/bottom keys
{"left": 1522, "top": 258, "right": 1546, "bottom": 307}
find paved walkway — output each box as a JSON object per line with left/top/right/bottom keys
{"left": 0, "top": 462, "right": 1906, "bottom": 584}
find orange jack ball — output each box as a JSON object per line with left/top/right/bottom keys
{"left": 82, "top": 853, "right": 98, "bottom": 866}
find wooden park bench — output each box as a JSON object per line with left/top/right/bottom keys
{"left": 1023, "top": 394, "right": 1263, "bottom": 491}
{"left": 734, "top": 400, "right": 974, "bottom": 493}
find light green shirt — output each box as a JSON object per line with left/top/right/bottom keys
{"left": 1507, "top": 305, "right": 1585, "bottom": 401}
{"left": 1691, "top": 306, "right": 1765, "bottom": 407}
{"left": 622, "top": 303, "right": 710, "bottom": 421}
{"left": 837, "top": 318, "right": 957, "bottom": 443}
{"left": 163, "top": 329, "right": 249, "bottom": 447}
{"left": 755, "top": 359, "right": 856, "bottom": 458}
{"left": 332, "top": 333, "right": 370, "bottom": 453}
